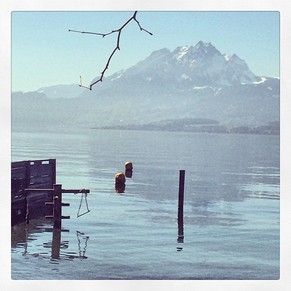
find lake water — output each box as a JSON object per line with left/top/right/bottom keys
{"left": 11, "top": 129, "right": 280, "bottom": 280}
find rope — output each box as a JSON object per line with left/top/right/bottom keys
{"left": 76, "top": 190, "right": 90, "bottom": 218}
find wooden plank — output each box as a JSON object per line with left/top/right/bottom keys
{"left": 12, "top": 159, "right": 55, "bottom": 179}
{"left": 12, "top": 178, "right": 27, "bottom": 190}
{"left": 12, "top": 162, "right": 30, "bottom": 198}
{"left": 29, "top": 184, "right": 55, "bottom": 191}
{"left": 11, "top": 160, "right": 29, "bottom": 169}
{"left": 25, "top": 188, "right": 54, "bottom": 192}
{"left": 62, "top": 189, "right": 90, "bottom": 194}
{"left": 11, "top": 167, "right": 27, "bottom": 179}
{"left": 26, "top": 191, "right": 52, "bottom": 205}
{"left": 51, "top": 159, "right": 56, "bottom": 185}
{"left": 61, "top": 203, "right": 70, "bottom": 207}
{"left": 11, "top": 162, "right": 29, "bottom": 203}
{"left": 29, "top": 175, "right": 54, "bottom": 186}
{"left": 30, "top": 164, "right": 54, "bottom": 177}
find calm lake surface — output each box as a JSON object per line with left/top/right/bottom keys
{"left": 11, "top": 129, "right": 280, "bottom": 280}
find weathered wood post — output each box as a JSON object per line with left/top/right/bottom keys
{"left": 25, "top": 161, "right": 31, "bottom": 224}
{"left": 177, "top": 170, "right": 185, "bottom": 244}
{"left": 53, "top": 184, "right": 62, "bottom": 229}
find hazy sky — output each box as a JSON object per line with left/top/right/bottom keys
{"left": 11, "top": 11, "right": 279, "bottom": 92}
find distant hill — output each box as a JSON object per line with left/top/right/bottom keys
{"left": 12, "top": 41, "right": 279, "bottom": 134}
{"left": 95, "top": 118, "right": 279, "bottom": 135}
{"left": 36, "top": 84, "right": 86, "bottom": 99}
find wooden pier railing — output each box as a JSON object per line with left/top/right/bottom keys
{"left": 25, "top": 184, "right": 90, "bottom": 229}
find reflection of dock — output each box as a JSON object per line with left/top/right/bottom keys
{"left": 12, "top": 218, "right": 89, "bottom": 261}
{"left": 50, "top": 229, "right": 89, "bottom": 260}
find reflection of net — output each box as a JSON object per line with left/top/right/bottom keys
{"left": 77, "top": 231, "right": 89, "bottom": 259}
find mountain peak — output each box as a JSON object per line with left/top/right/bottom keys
{"left": 171, "top": 41, "right": 222, "bottom": 69}
{"left": 194, "top": 41, "right": 219, "bottom": 54}
{"left": 108, "top": 41, "right": 260, "bottom": 87}
{"left": 195, "top": 40, "right": 212, "bottom": 48}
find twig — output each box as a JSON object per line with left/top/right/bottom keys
{"left": 69, "top": 11, "right": 153, "bottom": 90}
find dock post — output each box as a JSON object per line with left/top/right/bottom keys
{"left": 53, "top": 184, "right": 62, "bottom": 229}
{"left": 177, "top": 170, "right": 185, "bottom": 244}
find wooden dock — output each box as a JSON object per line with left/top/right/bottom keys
{"left": 12, "top": 159, "right": 90, "bottom": 228}
{"left": 11, "top": 159, "right": 56, "bottom": 225}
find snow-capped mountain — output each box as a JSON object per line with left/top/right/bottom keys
{"left": 12, "top": 41, "right": 279, "bottom": 132}
{"left": 106, "top": 41, "right": 260, "bottom": 88}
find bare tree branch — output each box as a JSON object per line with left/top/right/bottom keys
{"left": 69, "top": 11, "right": 153, "bottom": 90}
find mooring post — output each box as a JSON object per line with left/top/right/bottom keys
{"left": 177, "top": 170, "right": 185, "bottom": 243}
{"left": 53, "top": 184, "right": 62, "bottom": 229}
{"left": 178, "top": 170, "right": 185, "bottom": 217}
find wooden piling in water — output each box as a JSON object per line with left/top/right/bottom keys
{"left": 177, "top": 170, "right": 185, "bottom": 243}
{"left": 178, "top": 170, "right": 185, "bottom": 216}
{"left": 53, "top": 184, "right": 62, "bottom": 229}
{"left": 45, "top": 184, "right": 71, "bottom": 229}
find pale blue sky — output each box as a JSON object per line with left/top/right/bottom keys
{"left": 11, "top": 11, "right": 280, "bottom": 92}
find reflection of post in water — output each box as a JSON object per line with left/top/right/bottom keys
{"left": 50, "top": 229, "right": 89, "bottom": 260}
{"left": 51, "top": 228, "right": 61, "bottom": 259}
{"left": 177, "top": 170, "right": 185, "bottom": 251}
{"left": 115, "top": 182, "right": 126, "bottom": 193}
{"left": 50, "top": 228, "right": 69, "bottom": 260}
{"left": 125, "top": 161, "right": 133, "bottom": 178}
{"left": 125, "top": 169, "right": 133, "bottom": 178}
{"left": 178, "top": 212, "right": 184, "bottom": 243}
